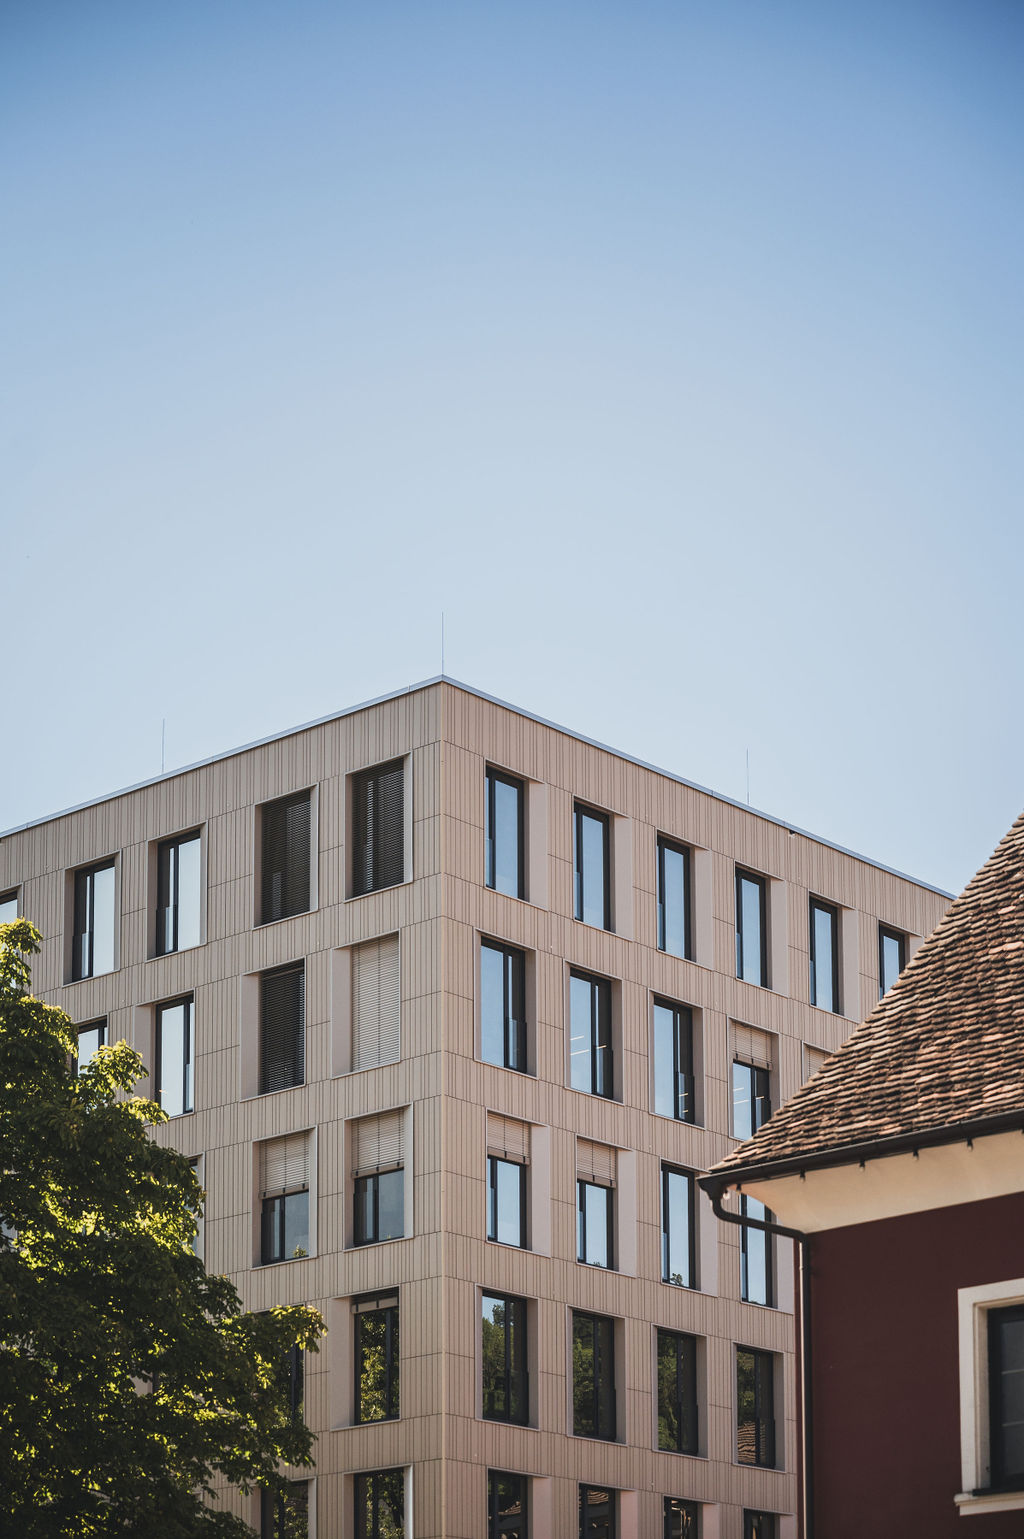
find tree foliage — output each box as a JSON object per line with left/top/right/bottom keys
{"left": 0, "top": 920, "right": 325, "bottom": 1537}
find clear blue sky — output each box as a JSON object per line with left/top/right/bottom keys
{"left": 3, "top": 1, "right": 1022, "bottom": 895}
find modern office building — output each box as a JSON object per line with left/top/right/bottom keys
{"left": 0, "top": 678, "right": 950, "bottom": 1539}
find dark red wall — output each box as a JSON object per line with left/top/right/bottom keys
{"left": 806, "top": 1189, "right": 1024, "bottom": 1538}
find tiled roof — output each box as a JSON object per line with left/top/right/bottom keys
{"left": 709, "top": 811, "right": 1024, "bottom": 1183}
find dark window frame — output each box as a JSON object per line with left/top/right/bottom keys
{"left": 809, "top": 897, "right": 840, "bottom": 1013}
{"left": 481, "top": 1291, "right": 529, "bottom": 1426}
{"left": 572, "top": 1310, "right": 617, "bottom": 1441}
{"left": 488, "top": 1155, "right": 527, "bottom": 1249}
{"left": 73, "top": 1018, "right": 107, "bottom": 1076}
{"left": 878, "top": 923, "right": 907, "bottom": 999}
{"left": 578, "top": 1483, "right": 617, "bottom": 1538}
{"left": 259, "top": 961, "right": 305, "bottom": 1095}
{"left": 487, "top": 1469, "right": 528, "bottom": 1539}
{"left": 736, "top": 1347, "right": 776, "bottom": 1468}
{"left": 657, "top": 836, "right": 693, "bottom": 959}
{"left": 260, "top": 1481, "right": 308, "bottom": 1539}
{"left": 574, "top": 803, "right": 612, "bottom": 930}
{"left": 661, "top": 1164, "right": 696, "bottom": 1290}
{"left": 663, "top": 1497, "right": 699, "bottom": 1539}
{"left": 259, "top": 790, "right": 312, "bottom": 926}
{"left": 155, "top": 994, "right": 194, "bottom": 1117}
{"left": 657, "top": 1328, "right": 699, "bottom": 1455}
{"left": 354, "top": 1291, "right": 400, "bottom": 1424}
{"left": 155, "top": 829, "right": 201, "bottom": 956}
{"left": 988, "top": 1302, "right": 1024, "bottom": 1490}
{"left": 739, "top": 1195, "right": 774, "bottom": 1308}
{"left": 569, "top": 968, "right": 614, "bottom": 1099}
{"left": 732, "top": 1060, "right": 772, "bottom": 1141}
{"left": 743, "top": 1513, "right": 777, "bottom": 1539}
{"left": 485, "top": 767, "right": 526, "bottom": 899}
{"left": 735, "top": 869, "right": 769, "bottom": 988}
{"left": 481, "top": 939, "right": 528, "bottom": 1073}
{"left": 354, "top": 1469, "right": 405, "bottom": 1539}
{"left": 353, "top": 1167, "right": 405, "bottom": 1247}
{"left": 351, "top": 758, "right": 406, "bottom": 898}
{"left": 71, "top": 859, "right": 116, "bottom": 981}
{"left": 0, "top": 889, "right": 18, "bottom": 922}
{"left": 652, "top": 998, "right": 696, "bottom": 1123}
{"left": 260, "top": 1188, "right": 309, "bottom": 1266}
{"left": 577, "top": 1178, "right": 614, "bottom": 1270}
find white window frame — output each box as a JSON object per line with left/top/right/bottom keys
{"left": 957, "top": 1276, "right": 1024, "bottom": 1514}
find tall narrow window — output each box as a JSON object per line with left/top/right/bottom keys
{"left": 657, "top": 837, "right": 692, "bottom": 959}
{"left": 988, "top": 1304, "right": 1024, "bottom": 1489}
{"left": 481, "top": 940, "right": 527, "bottom": 1072}
{"left": 352, "top": 934, "right": 401, "bottom": 1070}
{"left": 259, "top": 963, "right": 305, "bottom": 1094}
{"left": 657, "top": 1329, "right": 698, "bottom": 1454}
{"left": 352, "top": 1111, "right": 405, "bottom": 1245}
{"left": 259, "top": 1133, "right": 310, "bottom": 1265}
{"left": 75, "top": 1019, "right": 106, "bottom": 1075}
{"left": 156, "top": 996, "right": 194, "bottom": 1117}
{"left": 661, "top": 1166, "right": 695, "bottom": 1289}
{"left": 260, "top": 792, "right": 311, "bottom": 924}
{"left": 569, "top": 970, "right": 613, "bottom": 1098}
{"left": 664, "top": 1499, "right": 699, "bottom": 1539}
{"left": 579, "top": 1486, "right": 617, "bottom": 1538}
{"left": 72, "top": 861, "right": 115, "bottom": 980}
{"left": 732, "top": 1058, "right": 772, "bottom": 1140}
{"left": 740, "top": 1195, "right": 773, "bottom": 1306}
{"left": 281, "top": 1342, "right": 304, "bottom": 1420}
{"left": 488, "top": 1470, "right": 528, "bottom": 1539}
{"left": 0, "top": 891, "right": 18, "bottom": 924}
{"left": 351, "top": 759, "right": 405, "bottom": 896}
{"left": 879, "top": 924, "right": 906, "bottom": 998}
{"left": 736, "top": 1348, "right": 776, "bottom": 1467}
{"left": 735, "top": 870, "right": 768, "bottom": 987}
{"left": 481, "top": 1292, "right": 528, "bottom": 1425}
{"left": 572, "top": 1311, "right": 616, "bottom": 1440}
{"left": 355, "top": 1470, "right": 405, "bottom": 1539}
{"left": 156, "top": 831, "right": 201, "bottom": 954}
{"left": 744, "top": 1513, "right": 777, "bottom": 1539}
{"left": 261, "top": 1481, "right": 308, "bottom": 1539}
{"left": 574, "top": 804, "right": 611, "bottom": 929}
{"left": 809, "top": 898, "right": 839, "bottom": 1012}
{"left": 652, "top": 999, "right": 695, "bottom": 1122}
{"left": 487, "top": 1114, "right": 529, "bottom": 1249}
{"left": 486, "top": 769, "right": 525, "bottom": 898}
{"left": 577, "top": 1139, "right": 615, "bottom": 1270}
{"left": 354, "top": 1291, "right": 399, "bottom": 1423}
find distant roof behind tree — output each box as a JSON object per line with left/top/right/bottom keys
{"left": 708, "top": 811, "right": 1024, "bottom": 1187}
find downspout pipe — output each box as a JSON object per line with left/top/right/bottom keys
{"left": 701, "top": 1178, "right": 814, "bottom": 1539}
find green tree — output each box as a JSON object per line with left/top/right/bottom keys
{"left": 0, "top": 920, "right": 325, "bottom": 1537}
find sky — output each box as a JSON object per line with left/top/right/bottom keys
{"left": 2, "top": 0, "right": 1022, "bottom": 896}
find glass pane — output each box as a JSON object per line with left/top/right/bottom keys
{"left": 492, "top": 777, "right": 522, "bottom": 898}
{"left": 580, "top": 1183, "right": 610, "bottom": 1267}
{"left": 738, "top": 876, "right": 763, "bottom": 984}
{"left": 742, "top": 1197, "right": 769, "bottom": 1305}
{"left": 481, "top": 944, "right": 506, "bottom": 1067}
{"left": 356, "top": 1471, "right": 405, "bottom": 1539}
{"left": 580, "top": 1485, "right": 615, "bottom": 1537}
{"left": 376, "top": 1169, "right": 404, "bottom": 1241}
{"left": 493, "top": 1160, "right": 523, "bottom": 1247}
{"left": 357, "top": 1309, "right": 394, "bottom": 1422}
{"left": 282, "top": 1190, "right": 308, "bottom": 1259}
{"left": 579, "top": 812, "right": 608, "bottom": 928}
{"left": 76, "top": 1024, "right": 104, "bottom": 1073}
{"left": 881, "top": 931, "right": 902, "bottom": 995}
{"left": 489, "top": 1471, "right": 527, "bottom": 1539}
{"left": 159, "top": 1003, "right": 186, "bottom": 1117}
{"left": 653, "top": 1003, "right": 675, "bottom": 1117}
{"left": 732, "top": 1061, "right": 754, "bottom": 1140}
{"left": 664, "top": 1498, "right": 698, "bottom": 1539}
{"left": 811, "top": 904, "right": 835, "bottom": 1010}
{"left": 0, "top": 895, "right": 17, "bottom": 924}
{"left": 91, "top": 864, "right": 116, "bottom": 976}
{"left": 663, "top": 1170, "right": 691, "bottom": 1286}
{"left": 593, "top": 982, "right": 612, "bottom": 1098}
{"left": 570, "top": 974, "right": 593, "bottom": 1092}
{"left": 660, "top": 843, "right": 687, "bottom": 957}
{"left": 176, "top": 835, "right": 201, "bottom": 949}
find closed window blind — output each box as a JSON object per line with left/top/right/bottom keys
{"left": 352, "top": 1109, "right": 405, "bottom": 1176}
{"left": 732, "top": 1023, "right": 773, "bottom": 1069}
{"left": 352, "top": 935, "right": 400, "bottom": 1070}
{"left": 260, "top": 1132, "right": 310, "bottom": 1196}
{"left": 577, "top": 1137, "right": 616, "bottom": 1187}
{"left": 259, "top": 964, "right": 305, "bottom": 1094}
{"left": 803, "top": 1044, "right": 829, "bottom": 1081}
{"left": 486, "top": 1113, "right": 530, "bottom": 1165}
{"left": 351, "top": 760, "right": 405, "bottom": 896}
{"left": 261, "top": 791, "right": 312, "bottom": 924}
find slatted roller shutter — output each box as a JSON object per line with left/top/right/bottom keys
{"left": 352, "top": 1109, "right": 404, "bottom": 1176}
{"left": 352, "top": 760, "right": 405, "bottom": 896}
{"left": 577, "top": 1137, "right": 616, "bottom": 1187}
{"left": 261, "top": 791, "right": 311, "bottom": 923}
{"left": 352, "top": 935, "right": 400, "bottom": 1070}
{"left": 732, "top": 1023, "right": 773, "bottom": 1068}
{"left": 803, "top": 1044, "right": 829, "bottom": 1081}
{"left": 259, "top": 964, "right": 305, "bottom": 1094}
{"left": 260, "top": 1132, "right": 310, "bottom": 1196}
{"left": 486, "top": 1113, "right": 530, "bottom": 1165}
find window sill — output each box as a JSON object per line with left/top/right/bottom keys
{"left": 656, "top": 1446, "right": 705, "bottom": 1461}
{"left": 955, "top": 1489, "right": 1024, "bottom": 1515}
{"left": 148, "top": 941, "right": 204, "bottom": 960}
{"left": 345, "top": 876, "right": 412, "bottom": 902}
{"left": 254, "top": 908, "right": 315, "bottom": 929}
{"left": 487, "top": 1237, "right": 530, "bottom": 1253}
{"left": 65, "top": 968, "right": 119, "bottom": 987}
{"left": 257, "top": 1253, "right": 314, "bottom": 1268}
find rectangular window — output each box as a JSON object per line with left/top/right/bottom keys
{"left": 281, "top": 1342, "right": 304, "bottom": 1420}
{"left": 487, "top": 1114, "right": 529, "bottom": 1248}
{"left": 156, "top": 996, "right": 194, "bottom": 1117}
{"left": 355, "top": 1470, "right": 405, "bottom": 1539}
{"left": 657, "top": 1329, "right": 698, "bottom": 1454}
{"left": 259, "top": 963, "right": 305, "bottom": 1095}
{"left": 743, "top": 1514, "right": 777, "bottom": 1539}
{"left": 879, "top": 923, "right": 906, "bottom": 998}
{"left": 579, "top": 1485, "right": 617, "bottom": 1538}
{"left": 259, "top": 1133, "right": 310, "bottom": 1265}
{"left": 661, "top": 1166, "right": 696, "bottom": 1289}
{"left": 572, "top": 1311, "right": 616, "bottom": 1440}
{"left": 989, "top": 1304, "right": 1024, "bottom": 1489}
{"left": 351, "top": 759, "right": 405, "bottom": 896}
{"left": 664, "top": 1498, "right": 699, "bottom": 1538}
{"left": 261, "top": 1481, "right": 308, "bottom": 1539}
{"left": 486, "top": 768, "right": 525, "bottom": 898}
{"left": 354, "top": 1291, "right": 400, "bottom": 1424}
{"left": 574, "top": 804, "right": 611, "bottom": 929}
{"left": 0, "top": 891, "right": 18, "bottom": 924}
{"left": 352, "top": 934, "right": 401, "bottom": 1070}
{"left": 260, "top": 791, "right": 311, "bottom": 924}
{"left": 569, "top": 970, "right": 613, "bottom": 1098}
{"left": 735, "top": 870, "right": 768, "bottom": 987}
{"left": 72, "top": 860, "right": 115, "bottom": 980}
{"left": 75, "top": 1019, "right": 106, "bottom": 1075}
{"left": 809, "top": 898, "right": 839, "bottom": 1012}
{"left": 740, "top": 1196, "right": 773, "bottom": 1307}
{"left": 488, "top": 1470, "right": 528, "bottom": 1539}
{"left": 576, "top": 1138, "right": 615, "bottom": 1270}
{"left": 481, "top": 940, "right": 527, "bottom": 1072}
{"left": 653, "top": 999, "right": 695, "bottom": 1122}
{"left": 481, "top": 1292, "right": 528, "bottom": 1425}
{"left": 657, "top": 837, "right": 692, "bottom": 959}
{"left": 352, "top": 1111, "right": 405, "bottom": 1246}
{"left": 155, "top": 831, "right": 201, "bottom": 954}
{"left": 737, "top": 1348, "right": 776, "bottom": 1467}
{"left": 732, "top": 1059, "right": 771, "bottom": 1141}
